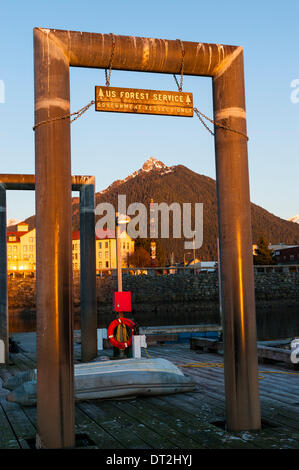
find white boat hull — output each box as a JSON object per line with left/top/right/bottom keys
{"left": 5, "top": 358, "right": 195, "bottom": 406}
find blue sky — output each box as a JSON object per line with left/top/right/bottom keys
{"left": 0, "top": 0, "right": 298, "bottom": 221}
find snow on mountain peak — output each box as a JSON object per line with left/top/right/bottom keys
{"left": 288, "top": 214, "right": 299, "bottom": 224}
{"left": 98, "top": 157, "right": 174, "bottom": 195}
{"left": 141, "top": 157, "right": 168, "bottom": 172}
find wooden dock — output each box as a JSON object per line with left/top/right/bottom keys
{"left": 0, "top": 338, "right": 298, "bottom": 449}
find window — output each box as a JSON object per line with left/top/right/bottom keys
{"left": 105, "top": 251, "right": 109, "bottom": 258}
{"left": 9, "top": 236, "right": 16, "bottom": 241}
{"left": 99, "top": 252, "right": 102, "bottom": 258}
{"left": 105, "top": 242, "right": 108, "bottom": 248}
{"left": 8, "top": 246, "right": 11, "bottom": 252}
{"left": 127, "top": 243, "right": 129, "bottom": 250}
{"left": 8, "top": 255, "right": 11, "bottom": 260}
{"left": 123, "top": 243, "right": 126, "bottom": 250}
{"left": 99, "top": 242, "right": 102, "bottom": 249}
{"left": 29, "top": 237, "right": 33, "bottom": 243}
{"left": 99, "top": 262, "right": 102, "bottom": 268}
{"left": 290, "top": 255, "right": 295, "bottom": 261}
{"left": 13, "top": 246, "right": 17, "bottom": 252}
{"left": 105, "top": 261, "right": 109, "bottom": 268}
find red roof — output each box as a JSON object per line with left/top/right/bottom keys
{"left": 7, "top": 231, "right": 29, "bottom": 243}
{"left": 72, "top": 229, "right": 116, "bottom": 240}
{"left": 95, "top": 228, "right": 116, "bottom": 239}
{"left": 72, "top": 231, "right": 80, "bottom": 240}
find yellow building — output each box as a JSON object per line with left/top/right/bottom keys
{"left": 95, "top": 229, "right": 135, "bottom": 272}
{"left": 7, "top": 223, "right": 36, "bottom": 273}
{"left": 73, "top": 229, "right": 135, "bottom": 272}
{"left": 6, "top": 223, "right": 134, "bottom": 273}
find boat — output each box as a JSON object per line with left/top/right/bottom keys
{"left": 5, "top": 357, "right": 196, "bottom": 406}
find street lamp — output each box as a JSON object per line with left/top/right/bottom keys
{"left": 184, "top": 251, "right": 192, "bottom": 267}
{"left": 115, "top": 212, "right": 131, "bottom": 359}
{"left": 115, "top": 212, "right": 130, "bottom": 292}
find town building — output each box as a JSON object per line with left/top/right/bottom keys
{"left": 273, "top": 245, "right": 299, "bottom": 264}
{"left": 6, "top": 222, "right": 135, "bottom": 274}
{"left": 7, "top": 223, "right": 36, "bottom": 273}
{"left": 94, "top": 229, "right": 135, "bottom": 272}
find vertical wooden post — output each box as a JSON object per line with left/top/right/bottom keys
{"left": 213, "top": 49, "right": 261, "bottom": 431}
{"left": 0, "top": 185, "right": 8, "bottom": 363}
{"left": 34, "top": 28, "right": 75, "bottom": 448}
{"left": 80, "top": 180, "right": 97, "bottom": 362}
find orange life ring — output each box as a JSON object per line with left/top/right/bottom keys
{"left": 107, "top": 317, "right": 135, "bottom": 350}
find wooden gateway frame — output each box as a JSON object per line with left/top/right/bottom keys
{"left": 0, "top": 174, "right": 97, "bottom": 367}
{"left": 33, "top": 28, "right": 261, "bottom": 448}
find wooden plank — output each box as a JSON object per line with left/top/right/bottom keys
{"left": 141, "top": 396, "right": 257, "bottom": 449}
{"left": 74, "top": 406, "right": 124, "bottom": 449}
{"left": 0, "top": 399, "right": 36, "bottom": 447}
{"left": 258, "top": 345, "right": 296, "bottom": 368}
{"left": 10, "top": 354, "right": 33, "bottom": 372}
{"left": 0, "top": 400, "right": 20, "bottom": 448}
{"left": 112, "top": 399, "right": 205, "bottom": 449}
{"left": 190, "top": 337, "right": 223, "bottom": 353}
{"left": 140, "top": 324, "right": 222, "bottom": 335}
{"left": 184, "top": 391, "right": 299, "bottom": 449}
{"left": 101, "top": 401, "right": 179, "bottom": 449}
{"left": 78, "top": 401, "right": 152, "bottom": 449}
{"left": 112, "top": 400, "right": 179, "bottom": 449}
{"left": 162, "top": 394, "right": 291, "bottom": 449}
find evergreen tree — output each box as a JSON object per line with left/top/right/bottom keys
{"left": 253, "top": 233, "right": 276, "bottom": 265}
{"left": 133, "top": 238, "right": 166, "bottom": 266}
{"left": 128, "top": 246, "right": 152, "bottom": 267}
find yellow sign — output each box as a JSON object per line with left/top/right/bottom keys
{"left": 95, "top": 86, "right": 193, "bottom": 117}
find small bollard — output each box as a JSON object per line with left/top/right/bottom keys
{"left": 97, "top": 328, "right": 108, "bottom": 351}
{"left": 132, "top": 335, "right": 147, "bottom": 359}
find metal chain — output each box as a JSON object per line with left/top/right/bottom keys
{"left": 171, "top": 39, "right": 248, "bottom": 141}
{"left": 105, "top": 33, "right": 116, "bottom": 87}
{"left": 33, "top": 99, "right": 95, "bottom": 131}
{"left": 194, "top": 107, "right": 249, "bottom": 141}
{"left": 193, "top": 108, "right": 214, "bottom": 136}
{"left": 173, "top": 39, "right": 185, "bottom": 92}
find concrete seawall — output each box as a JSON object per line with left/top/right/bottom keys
{"left": 8, "top": 271, "right": 299, "bottom": 340}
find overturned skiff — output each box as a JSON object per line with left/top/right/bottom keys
{"left": 5, "top": 357, "right": 195, "bottom": 406}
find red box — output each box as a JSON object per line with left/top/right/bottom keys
{"left": 114, "top": 291, "right": 131, "bottom": 312}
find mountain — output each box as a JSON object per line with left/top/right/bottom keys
{"left": 288, "top": 215, "right": 299, "bottom": 224}
{"left": 9, "top": 158, "right": 299, "bottom": 262}
{"left": 7, "top": 218, "right": 20, "bottom": 227}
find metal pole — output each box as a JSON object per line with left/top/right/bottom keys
{"left": 213, "top": 49, "right": 261, "bottom": 431}
{"left": 116, "top": 213, "right": 122, "bottom": 292}
{"left": 80, "top": 181, "right": 97, "bottom": 362}
{"left": 0, "top": 185, "right": 8, "bottom": 363}
{"left": 34, "top": 28, "right": 75, "bottom": 448}
{"left": 217, "top": 237, "right": 223, "bottom": 328}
